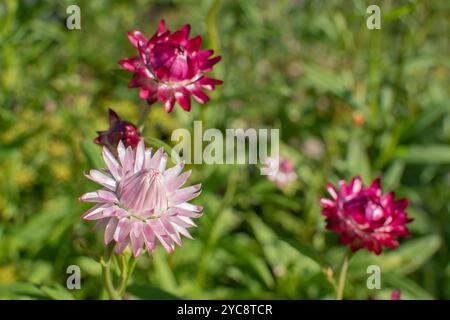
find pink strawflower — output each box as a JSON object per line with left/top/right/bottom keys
{"left": 264, "top": 156, "right": 297, "bottom": 188}
{"left": 391, "top": 289, "right": 401, "bottom": 300}
{"left": 94, "top": 109, "right": 141, "bottom": 152}
{"left": 79, "top": 140, "right": 202, "bottom": 257}
{"left": 119, "top": 19, "right": 222, "bottom": 112}
{"left": 320, "top": 177, "right": 412, "bottom": 255}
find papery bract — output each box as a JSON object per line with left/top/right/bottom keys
{"left": 320, "top": 176, "right": 412, "bottom": 255}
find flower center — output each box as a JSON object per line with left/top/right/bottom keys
{"left": 118, "top": 168, "right": 168, "bottom": 219}
{"left": 365, "top": 201, "right": 385, "bottom": 221}
{"left": 341, "top": 194, "right": 387, "bottom": 235}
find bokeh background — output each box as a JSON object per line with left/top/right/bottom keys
{"left": 0, "top": 0, "right": 449, "bottom": 299}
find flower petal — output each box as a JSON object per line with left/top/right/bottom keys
{"left": 114, "top": 218, "right": 132, "bottom": 242}
{"left": 104, "top": 218, "right": 119, "bottom": 244}
{"left": 169, "top": 184, "right": 201, "bottom": 205}
{"left": 166, "top": 170, "right": 191, "bottom": 192}
{"left": 127, "top": 31, "right": 147, "bottom": 48}
{"left": 79, "top": 190, "right": 117, "bottom": 203}
{"left": 85, "top": 170, "right": 116, "bottom": 190}
{"left": 102, "top": 147, "right": 122, "bottom": 180}
{"left": 134, "top": 140, "right": 146, "bottom": 172}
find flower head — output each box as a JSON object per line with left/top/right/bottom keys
{"left": 264, "top": 156, "right": 297, "bottom": 188}
{"left": 391, "top": 289, "right": 401, "bottom": 300}
{"left": 94, "top": 109, "right": 141, "bottom": 152}
{"left": 79, "top": 140, "right": 202, "bottom": 257}
{"left": 320, "top": 176, "right": 412, "bottom": 255}
{"left": 119, "top": 20, "right": 222, "bottom": 112}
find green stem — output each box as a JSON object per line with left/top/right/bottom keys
{"left": 199, "top": 0, "right": 223, "bottom": 128}
{"left": 117, "top": 255, "right": 138, "bottom": 297}
{"left": 206, "top": 0, "right": 222, "bottom": 55}
{"left": 100, "top": 246, "right": 138, "bottom": 300}
{"left": 336, "top": 249, "right": 352, "bottom": 300}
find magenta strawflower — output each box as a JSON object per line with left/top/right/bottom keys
{"left": 94, "top": 109, "right": 142, "bottom": 152}
{"left": 119, "top": 19, "right": 222, "bottom": 112}
{"left": 79, "top": 140, "right": 202, "bottom": 257}
{"left": 320, "top": 176, "right": 412, "bottom": 255}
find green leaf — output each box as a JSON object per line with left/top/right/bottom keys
{"left": 383, "top": 273, "right": 434, "bottom": 300}
{"left": 347, "top": 138, "right": 371, "bottom": 182}
{"left": 268, "top": 194, "right": 302, "bottom": 211}
{"left": 247, "top": 213, "right": 323, "bottom": 271}
{"left": 384, "top": 2, "right": 418, "bottom": 22}
{"left": 153, "top": 248, "right": 178, "bottom": 292}
{"left": 0, "top": 282, "right": 46, "bottom": 299}
{"left": 284, "top": 238, "right": 333, "bottom": 270}
{"left": 208, "top": 208, "right": 241, "bottom": 246}
{"left": 12, "top": 200, "right": 68, "bottom": 251}
{"left": 40, "top": 285, "right": 75, "bottom": 300}
{"left": 395, "top": 145, "right": 450, "bottom": 164}
{"left": 350, "top": 235, "right": 442, "bottom": 276}
{"left": 80, "top": 140, "right": 103, "bottom": 169}
{"left": 244, "top": 255, "right": 275, "bottom": 289}
{"left": 383, "top": 160, "right": 405, "bottom": 190}
{"left": 302, "top": 64, "right": 347, "bottom": 96}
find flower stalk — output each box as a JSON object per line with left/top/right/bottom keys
{"left": 100, "top": 250, "right": 137, "bottom": 300}
{"left": 137, "top": 105, "right": 151, "bottom": 131}
{"left": 100, "top": 246, "right": 120, "bottom": 300}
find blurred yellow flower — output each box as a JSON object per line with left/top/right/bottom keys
{"left": 52, "top": 163, "right": 71, "bottom": 181}
{"left": 49, "top": 141, "right": 68, "bottom": 157}
{"left": 0, "top": 265, "right": 17, "bottom": 284}
{"left": 1, "top": 130, "right": 15, "bottom": 144}
{"left": 15, "top": 168, "right": 37, "bottom": 188}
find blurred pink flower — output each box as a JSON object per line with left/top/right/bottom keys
{"left": 320, "top": 176, "right": 412, "bottom": 255}
{"left": 264, "top": 156, "right": 297, "bottom": 188}
{"left": 79, "top": 140, "right": 202, "bottom": 257}
{"left": 94, "top": 109, "right": 141, "bottom": 152}
{"left": 119, "top": 19, "right": 222, "bottom": 112}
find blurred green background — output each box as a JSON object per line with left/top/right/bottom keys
{"left": 0, "top": 0, "right": 449, "bottom": 299}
